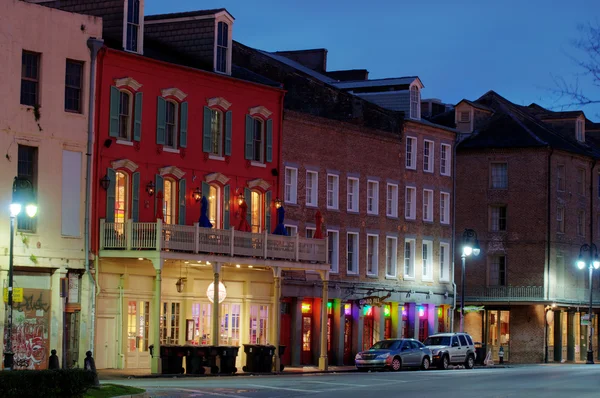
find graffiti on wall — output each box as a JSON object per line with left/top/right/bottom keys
{"left": 3, "top": 289, "right": 51, "bottom": 370}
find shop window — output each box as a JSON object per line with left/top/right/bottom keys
{"left": 160, "top": 302, "right": 180, "bottom": 345}
{"left": 220, "top": 303, "right": 241, "bottom": 346}
{"left": 192, "top": 303, "right": 212, "bottom": 345}
{"left": 249, "top": 304, "right": 269, "bottom": 344}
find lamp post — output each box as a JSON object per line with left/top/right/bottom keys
{"left": 4, "top": 177, "right": 38, "bottom": 370}
{"left": 460, "top": 228, "right": 480, "bottom": 333}
{"left": 576, "top": 243, "right": 600, "bottom": 364}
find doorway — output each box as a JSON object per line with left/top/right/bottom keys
{"left": 280, "top": 300, "right": 292, "bottom": 365}
{"left": 487, "top": 310, "right": 510, "bottom": 361}
{"left": 343, "top": 315, "right": 353, "bottom": 365}
{"left": 363, "top": 306, "right": 374, "bottom": 351}
{"left": 301, "top": 315, "right": 312, "bottom": 364}
{"left": 126, "top": 300, "right": 150, "bottom": 369}
{"left": 96, "top": 316, "right": 116, "bottom": 369}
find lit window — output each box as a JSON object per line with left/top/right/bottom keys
{"left": 115, "top": 171, "right": 128, "bottom": 225}
{"left": 251, "top": 191, "right": 262, "bottom": 233}
{"left": 208, "top": 185, "right": 220, "bottom": 228}
{"left": 164, "top": 179, "right": 177, "bottom": 225}
{"left": 211, "top": 109, "right": 223, "bottom": 156}
{"left": 491, "top": 163, "right": 508, "bottom": 189}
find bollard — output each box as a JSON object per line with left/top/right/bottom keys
{"left": 84, "top": 351, "right": 100, "bottom": 386}
{"left": 48, "top": 349, "right": 60, "bottom": 370}
{"left": 499, "top": 346, "right": 504, "bottom": 365}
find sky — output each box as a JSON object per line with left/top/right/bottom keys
{"left": 146, "top": 0, "right": 600, "bottom": 121}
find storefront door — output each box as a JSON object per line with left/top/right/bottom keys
{"left": 160, "top": 302, "right": 181, "bottom": 345}
{"left": 280, "top": 301, "right": 292, "bottom": 365}
{"left": 220, "top": 303, "right": 241, "bottom": 346}
{"left": 126, "top": 300, "right": 150, "bottom": 369}
{"left": 487, "top": 310, "right": 510, "bottom": 361}
{"left": 343, "top": 315, "right": 353, "bottom": 365}
{"left": 302, "top": 315, "right": 312, "bottom": 364}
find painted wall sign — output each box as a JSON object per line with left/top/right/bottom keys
{"left": 356, "top": 292, "right": 391, "bottom": 307}
{"left": 206, "top": 282, "right": 227, "bottom": 304}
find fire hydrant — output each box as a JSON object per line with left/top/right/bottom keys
{"left": 499, "top": 346, "right": 504, "bottom": 364}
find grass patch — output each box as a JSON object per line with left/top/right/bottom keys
{"left": 84, "top": 384, "right": 145, "bottom": 398}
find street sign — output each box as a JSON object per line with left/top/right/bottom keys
{"left": 3, "top": 287, "right": 24, "bottom": 303}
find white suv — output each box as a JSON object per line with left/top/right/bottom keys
{"left": 423, "top": 332, "right": 476, "bottom": 370}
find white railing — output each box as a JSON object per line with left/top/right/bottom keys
{"left": 465, "top": 286, "right": 544, "bottom": 301}
{"left": 99, "top": 219, "right": 327, "bottom": 263}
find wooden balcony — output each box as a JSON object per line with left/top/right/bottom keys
{"left": 464, "top": 285, "right": 545, "bottom": 302}
{"left": 99, "top": 219, "right": 328, "bottom": 263}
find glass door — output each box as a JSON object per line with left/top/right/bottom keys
{"left": 126, "top": 300, "right": 150, "bottom": 368}
{"left": 220, "top": 303, "right": 241, "bottom": 346}
{"left": 487, "top": 310, "right": 510, "bottom": 361}
{"left": 191, "top": 303, "right": 212, "bottom": 345}
{"left": 160, "top": 302, "right": 181, "bottom": 345}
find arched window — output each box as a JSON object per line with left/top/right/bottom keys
{"left": 164, "top": 178, "right": 177, "bottom": 225}
{"left": 208, "top": 185, "right": 220, "bottom": 228}
{"left": 211, "top": 109, "right": 223, "bottom": 156}
{"left": 250, "top": 190, "right": 262, "bottom": 233}
{"left": 252, "top": 118, "right": 264, "bottom": 163}
{"left": 119, "top": 90, "right": 132, "bottom": 140}
{"left": 115, "top": 171, "right": 129, "bottom": 225}
{"left": 165, "top": 100, "right": 178, "bottom": 149}
{"left": 410, "top": 86, "right": 420, "bottom": 120}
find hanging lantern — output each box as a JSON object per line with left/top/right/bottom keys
{"left": 176, "top": 278, "right": 186, "bottom": 293}
{"left": 192, "top": 187, "right": 202, "bottom": 202}
{"left": 146, "top": 181, "right": 155, "bottom": 196}
{"left": 100, "top": 174, "right": 111, "bottom": 191}
{"left": 275, "top": 197, "right": 283, "bottom": 209}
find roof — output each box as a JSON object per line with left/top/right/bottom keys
{"left": 258, "top": 51, "right": 338, "bottom": 84}
{"left": 333, "top": 76, "right": 421, "bottom": 90}
{"left": 456, "top": 99, "right": 494, "bottom": 113}
{"left": 526, "top": 103, "right": 584, "bottom": 119}
{"left": 145, "top": 9, "right": 231, "bottom": 21}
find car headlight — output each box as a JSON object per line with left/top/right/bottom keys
{"left": 376, "top": 353, "right": 390, "bottom": 359}
{"left": 355, "top": 353, "right": 362, "bottom": 360}
{"left": 431, "top": 349, "right": 439, "bottom": 355}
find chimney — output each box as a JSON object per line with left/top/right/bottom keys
{"left": 326, "top": 69, "right": 369, "bottom": 81}
{"left": 274, "top": 49, "right": 328, "bottom": 73}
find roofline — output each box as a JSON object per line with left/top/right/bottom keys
{"left": 145, "top": 9, "right": 234, "bottom": 25}
{"left": 455, "top": 99, "right": 494, "bottom": 113}
{"left": 333, "top": 76, "right": 424, "bottom": 89}
{"left": 406, "top": 118, "right": 459, "bottom": 135}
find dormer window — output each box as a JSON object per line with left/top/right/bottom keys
{"left": 216, "top": 22, "right": 229, "bottom": 73}
{"left": 125, "top": 0, "right": 144, "bottom": 54}
{"left": 410, "top": 85, "right": 421, "bottom": 120}
{"left": 576, "top": 118, "right": 585, "bottom": 142}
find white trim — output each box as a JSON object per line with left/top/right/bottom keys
{"left": 250, "top": 161, "right": 267, "bottom": 169}
{"left": 111, "top": 158, "right": 139, "bottom": 172}
{"left": 439, "top": 242, "right": 450, "bottom": 282}
{"left": 421, "top": 240, "right": 433, "bottom": 281}
{"left": 213, "top": 13, "right": 234, "bottom": 75}
{"left": 162, "top": 147, "right": 180, "bottom": 154}
{"left": 346, "top": 232, "right": 359, "bottom": 275}
{"left": 403, "top": 238, "right": 415, "bottom": 279}
{"left": 327, "top": 229, "right": 339, "bottom": 274}
{"left": 123, "top": 0, "right": 145, "bottom": 55}
{"left": 161, "top": 88, "right": 188, "bottom": 101}
{"left": 208, "top": 154, "right": 225, "bottom": 162}
{"left": 367, "top": 180, "right": 379, "bottom": 215}
{"left": 114, "top": 77, "right": 143, "bottom": 91}
{"left": 326, "top": 174, "right": 339, "bottom": 210}
{"left": 284, "top": 224, "right": 298, "bottom": 237}
{"left": 284, "top": 167, "right": 298, "bottom": 204}
{"left": 440, "top": 143, "right": 452, "bottom": 176}
{"left": 386, "top": 183, "right": 398, "bottom": 218}
{"left": 205, "top": 172, "right": 230, "bottom": 185}
{"left": 409, "top": 83, "right": 421, "bottom": 120}
{"left": 347, "top": 177, "right": 359, "bottom": 212}
{"left": 405, "top": 136, "right": 417, "bottom": 170}
{"left": 366, "top": 234, "right": 379, "bottom": 277}
{"left": 248, "top": 106, "right": 273, "bottom": 119}
{"left": 116, "top": 140, "right": 134, "bottom": 147}
{"left": 159, "top": 165, "right": 185, "bottom": 179}
{"left": 306, "top": 170, "right": 318, "bottom": 207}
{"left": 423, "top": 189, "right": 433, "bottom": 222}
{"left": 423, "top": 140, "right": 434, "bottom": 173}
{"left": 405, "top": 186, "right": 416, "bottom": 220}
{"left": 145, "top": 14, "right": 215, "bottom": 25}
{"left": 207, "top": 97, "right": 232, "bottom": 110}
{"left": 247, "top": 178, "right": 271, "bottom": 191}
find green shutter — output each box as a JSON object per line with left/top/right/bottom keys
{"left": 105, "top": 168, "right": 116, "bottom": 222}
{"left": 203, "top": 106, "right": 212, "bottom": 153}
{"left": 266, "top": 119, "right": 273, "bottom": 163}
{"left": 245, "top": 187, "right": 252, "bottom": 227}
{"left": 265, "top": 191, "right": 272, "bottom": 233}
{"left": 133, "top": 92, "right": 143, "bottom": 142}
{"left": 178, "top": 178, "right": 186, "bottom": 225}
{"left": 156, "top": 97, "right": 166, "bottom": 145}
{"left": 180, "top": 101, "right": 188, "bottom": 148}
{"left": 202, "top": 182, "right": 210, "bottom": 200}
{"left": 225, "top": 110, "right": 232, "bottom": 156}
{"left": 109, "top": 87, "right": 120, "bottom": 138}
{"left": 223, "top": 184, "right": 230, "bottom": 230}
{"left": 132, "top": 172, "right": 140, "bottom": 222}
{"left": 155, "top": 175, "right": 164, "bottom": 219}
{"left": 245, "top": 115, "right": 253, "bottom": 160}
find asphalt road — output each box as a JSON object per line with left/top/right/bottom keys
{"left": 106, "top": 364, "right": 600, "bottom": 398}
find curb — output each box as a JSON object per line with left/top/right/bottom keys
{"left": 127, "top": 369, "right": 358, "bottom": 379}
{"left": 113, "top": 394, "right": 149, "bottom": 398}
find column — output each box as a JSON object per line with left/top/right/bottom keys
{"left": 0, "top": 269, "right": 7, "bottom": 363}
{"left": 553, "top": 310, "right": 562, "bottom": 362}
{"left": 272, "top": 268, "right": 281, "bottom": 372}
{"left": 318, "top": 272, "right": 329, "bottom": 371}
{"left": 51, "top": 267, "right": 68, "bottom": 367}
{"left": 353, "top": 303, "right": 364, "bottom": 355}
{"left": 429, "top": 305, "right": 439, "bottom": 336}
{"left": 240, "top": 280, "right": 250, "bottom": 369}
{"left": 333, "top": 299, "right": 344, "bottom": 366}
{"left": 150, "top": 259, "right": 163, "bottom": 374}
{"left": 391, "top": 302, "right": 403, "bottom": 338}
{"left": 211, "top": 262, "right": 221, "bottom": 346}
{"left": 408, "top": 304, "right": 419, "bottom": 340}
{"left": 313, "top": 298, "right": 322, "bottom": 364}
{"left": 291, "top": 297, "right": 303, "bottom": 366}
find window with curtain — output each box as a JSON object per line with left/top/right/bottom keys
{"left": 251, "top": 191, "right": 262, "bottom": 232}
{"left": 164, "top": 179, "right": 177, "bottom": 225}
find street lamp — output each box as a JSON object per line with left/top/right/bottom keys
{"left": 460, "top": 228, "right": 480, "bottom": 333}
{"left": 576, "top": 243, "right": 600, "bottom": 364}
{"left": 4, "top": 177, "right": 38, "bottom": 370}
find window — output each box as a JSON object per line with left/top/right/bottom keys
{"left": 21, "top": 51, "right": 40, "bottom": 106}
{"left": 405, "top": 187, "right": 416, "bottom": 220}
{"left": 220, "top": 303, "right": 241, "bottom": 346}
{"left": 367, "top": 180, "right": 379, "bottom": 215}
{"left": 367, "top": 234, "right": 379, "bottom": 276}
{"left": 557, "top": 165, "right": 565, "bottom": 191}
{"left": 210, "top": 109, "right": 223, "bottom": 156}
{"left": 557, "top": 207, "right": 565, "bottom": 233}
{"left": 251, "top": 191, "right": 262, "bottom": 233}
{"left": 347, "top": 178, "right": 359, "bottom": 212}
{"left": 208, "top": 185, "right": 220, "bottom": 228}
{"left": 577, "top": 210, "right": 585, "bottom": 236}
{"left": 17, "top": 145, "right": 38, "bottom": 232}
{"left": 490, "top": 256, "right": 507, "bottom": 286}
{"left": 159, "top": 302, "right": 180, "bottom": 345}
{"left": 306, "top": 171, "right": 318, "bottom": 206}
{"left": 284, "top": 167, "right": 298, "bottom": 204}
{"left": 305, "top": 227, "right": 315, "bottom": 238}
{"left": 491, "top": 163, "right": 508, "bottom": 189}
{"left": 440, "top": 242, "right": 450, "bottom": 282}
{"left": 114, "top": 171, "right": 129, "bottom": 227}
{"left": 119, "top": 91, "right": 132, "bottom": 140}
{"left": 577, "top": 168, "right": 585, "bottom": 196}
{"left": 410, "top": 85, "right": 420, "bottom": 119}
{"left": 165, "top": 101, "right": 178, "bottom": 148}
{"left": 423, "top": 189, "right": 433, "bottom": 222}
{"left": 327, "top": 174, "right": 339, "bottom": 210}
{"left": 252, "top": 118, "right": 264, "bottom": 163}
{"left": 576, "top": 119, "right": 585, "bottom": 142}
{"left": 386, "top": 184, "right": 398, "bottom": 217}
{"left": 406, "top": 137, "right": 417, "bottom": 169}
{"left": 285, "top": 225, "right": 297, "bottom": 237}
{"left": 490, "top": 205, "right": 507, "bottom": 232}
{"left": 440, "top": 144, "right": 451, "bottom": 176}
{"left": 459, "top": 111, "right": 471, "bottom": 123}
{"left": 386, "top": 237, "right": 398, "bottom": 278}
{"left": 65, "top": 60, "right": 83, "bottom": 112}
{"left": 422, "top": 241, "right": 433, "bottom": 280}
{"left": 126, "top": 0, "right": 141, "bottom": 52}
{"left": 347, "top": 232, "right": 359, "bottom": 274}
{"left": 404, "top": 239, "right": 415, "bottom": 278}
{"left": 423, "top": 140, "right": 434, "bottom": 173}
{"left": 249, "top": 304, "right": 269, "bottom": 345}
{"left": 440, "top": 192, "right": 450, "bottom": 224}
{"left": 328, "top": 230, "right": 339, "bottom": 273}
{"left": 163, "top": 179, "right": 177, "bottom": 225}
{"left": 216, "top": 21, "right": 229, "bottom": 73}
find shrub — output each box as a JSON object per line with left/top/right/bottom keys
{"left": 0, "top": 369, "right": 97, "bottom": 398}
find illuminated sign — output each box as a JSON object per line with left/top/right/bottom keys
{"left": 206, "top": 282, "right": 227, "bottom": 303}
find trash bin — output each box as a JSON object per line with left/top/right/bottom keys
{"left": 209, "top": 346, "right": 240, "bottom": 374}
{"left": 185, "top": 345, "right": 211, "bottom": 375}
{"left": 474, "top": 342, "right": 486, "bottom": 365}
{"left": 160, "top": 345, "right": 185, "bottom": 374}
{"left": 259, "top": 345, "right": 276, "bottom": 373}
{"left": 242, "top": 344, "right": 261, "bottom": 373}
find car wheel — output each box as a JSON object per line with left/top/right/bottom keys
{"left": 439, "top": 355, "right": 450, "bottom": 370}
{"left": 421, "top": 357, "right": 430, "bottom": 370}
{"left": 391, "top": 357, "right": 402, "bottom": 372}
{"left": 465, "top": 354, "right": 475, "bottom": 370}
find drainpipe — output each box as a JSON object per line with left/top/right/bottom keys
{"left": 86, "top": 37, "right": 104, "bottom": 356}
{"left": 450, "top": 132, "right": 458, "bottom": 333}
{"left": 544, "top": 147, "right": 553, "bottom": 363}
{"left": 590, "top": 159, "right": 596, "bottom": 247}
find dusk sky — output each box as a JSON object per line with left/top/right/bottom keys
{"left": 146, "top": 0, "right": 600, "bottom": 121}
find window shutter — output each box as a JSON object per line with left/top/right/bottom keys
{"left": 132, "top": 172, "right": 140, "bottom": 222}
{"left": 265, "top": 191, "right": 272, "bottom": 233}
{"left": 266, "top": 119, "right": 273, "bottom": 163}
{"left": 225, "top": 110, "right": 232, "bottom": 156}
{"left": 180, "top": 101, "right": 188, "bottom": 148}
{"left": 202, "top": 181, "right": 210, "bottom": 200}
{"left": 245, "top": 115, "right": 253, "bottom": 160}
{"left": 109, "top": 87, "right": 120, "bottom": 138}
{"left": 223, "top": 184, "right": 230, "bottom": 229}
{"left": 178, "top": 179, "right": 186, "bottom": 225}
{"left": 105, "top": 168, "right": 116, "bottom": 222}
{"left": 245, "top": 187, "right": 252, "bottom": 227}
{"left": 133, "top": 92, "right": 143, "bottom": 142}
{"left": 155, "top": 175, "right": 164, "bottom": 219}
{"left": 156, "top": 97, "right": 166, "bottom": 145}
{"left": 203, "top": 106, "right": 212, "bottom": 153}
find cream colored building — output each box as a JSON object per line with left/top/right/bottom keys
{"left": 0, "top": 0, "right": 102, "bottom": 369}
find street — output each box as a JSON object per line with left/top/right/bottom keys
{"left": 105, "top": 365, "right": 600, "bottom": 397}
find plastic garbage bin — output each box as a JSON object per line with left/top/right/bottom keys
{"left": 259, "top": 345, "right": 276, "bottom": 373}
{"left": 160, "top": 345, "right": 185, "bottom": 374}
{"left": 185, "top": 345, "right": 210, "bottom": 375}
{"left": 209, "top": 346, "right": 240, "bottom": 374}
{"left": 242, "top": 344, "right": 261, "bottom": 373}
{"left": 474, "top": 342, "right": 486, "bottom": 365}
{"left": 278, "top": 345, "right": 286, "bottom": 372}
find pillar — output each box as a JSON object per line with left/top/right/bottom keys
{"left": 429, "top": 305, "right": 439, "bottom": 336}
{"left": 567, "top": 312, "right": 575, "bottom": 361}
{"left": 0, "top": 269, "right": 7, "bottom": 364}
{"left": 333, "top": 299, "right": 344, "bottom": 365}
{"left": 291, "top": 297, "right": 303, "bottom": 366}
{"left": 312, "top": 298, "right": 322, "bottom": 364}
{"left": 553, "top": 310, "right": 562, "bottom": 362}
{"left": 211, "top": 262, "right": 221, "bottom": 346}
{"left": 408, "top": 303, "right": 419, "bottom": 340}
{"left": 272, "top": 268, "right": 281, "bottom": 372}
{"left": 150, "top": 259, "right": 163, "bottom": 374}
{"left": 353, "top": 303, "right": 364, "bottom": 354}
{"left": 391, "top": 302, "right": 403, "bottom": 338}
{"left": 51, "top": 267, "right": 68, "bottom": 367}
{"left": 318, "top": 272, "right": 329, "bottom": 371}
{"left": 375, "top": 305, "right": 385, "bottom": 341}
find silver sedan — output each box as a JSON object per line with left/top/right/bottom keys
{"left": 355, "top": 339, "right": 432, "bottom": 372}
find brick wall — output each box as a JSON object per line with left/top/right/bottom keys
{"left": 509, "top": 305, "right": 545, "bottom": 363}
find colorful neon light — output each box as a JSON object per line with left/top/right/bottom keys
{"left": 438, "top": 307, "right": 443, "bottom": 317}
{"left": 363, "top": 305, "right": 372, "bottom": 317}
{"left": 344, "top": 304, "right": 352, "bottom": 316}
{"left": 301, "top": 303, "right": 311, "bottom": 313}
{"left": 327, "top": 301, "right": 332, "bottom": 310}
{"left": 402, "top": 306, "right": 407, "bottom": 317}
{"left": 384, "top": 305, "right": 391, "bottom": 317}
{"left": 418, "top": 306, "right": 425, "bottom": 317}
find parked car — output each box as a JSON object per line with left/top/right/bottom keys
{"left": 355, "top": 338, "right": 432, "bottom": 372}
{"left": 423, "top": 332, "right": 477, "bottom": 370}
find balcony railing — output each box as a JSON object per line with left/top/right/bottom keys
{"left": 549, "top": 285, "right": 600, "bottom": 304}
{"left": 99, "top": 219, "right": 327, "bottom": 263}
{"left": 465, "top": 286, "right": 544, "bottom": 301}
